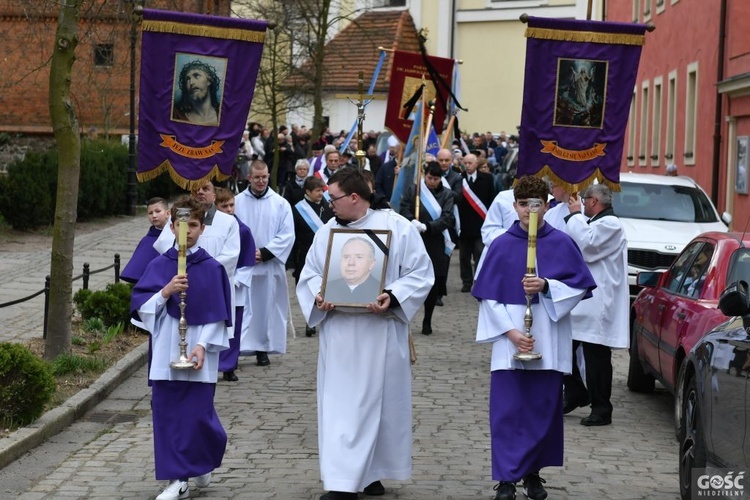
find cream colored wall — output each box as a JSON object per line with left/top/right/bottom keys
{"left": 455, "top": 20, "right": 526, "bottom": 135}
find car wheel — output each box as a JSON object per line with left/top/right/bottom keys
{"left": 627, "top": 323, "right": 655, "bottom": 393}
{"left": 679, "top": 376, "right": 706, "bottom": 500}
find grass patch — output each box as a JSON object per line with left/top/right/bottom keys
{"left": 51, "top": 353, "right": 108, "bottom": 376}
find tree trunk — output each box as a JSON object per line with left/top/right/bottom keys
{"left": 45, "top": 0, "right": 83, "bottom": 360}
{"left": 311, "top": 1, "right": 330, "bottom": 141}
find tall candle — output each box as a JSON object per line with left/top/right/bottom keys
{"left": 526, "top": 209, "right": 538, "bottom": 271}
{"left": 177, "top": 217, "right": 187, "bottom": 276}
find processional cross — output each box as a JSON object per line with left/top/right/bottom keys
{"left": 335, "top": 71, "right": 385, "bottom": 172}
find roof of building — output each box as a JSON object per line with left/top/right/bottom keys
{"left": 290, "top": 9, "right": 421, "bottom": 93}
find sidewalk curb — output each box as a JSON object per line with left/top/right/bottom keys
{"left": 0, "top": 341, "right": 148, "bottom": 470}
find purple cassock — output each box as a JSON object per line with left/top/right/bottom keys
{"left": 473, "top": 221, "right": 596, "bottom": 482}
{"left": 130, "top": 247, "right": 232, "bottom": 480}
{"left": 120, "top": 226, "right": 162, "bottom": 284}
{"left": 218, "top": 216, "right": 256, "bottom": 372}
{"left": 130, "top": 247, "right": 232, "bottom": 327}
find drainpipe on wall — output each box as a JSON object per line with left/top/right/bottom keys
{"left": 711, "top": 0, "right": 727, "bottom": 204}
{"left": 450, "top": 0, "right": 456, "bottom": 60}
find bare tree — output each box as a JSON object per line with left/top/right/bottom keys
{"left": 46, "top": 0, "right": 84, "bottom": 360}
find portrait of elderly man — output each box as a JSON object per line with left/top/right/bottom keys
{"left": 172, "top": 58, "right": 223, "bottom": 126}
{"left": 323, "top": 236, "right": 384, "bottom": 304}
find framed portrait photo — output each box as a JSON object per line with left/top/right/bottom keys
{"left": 321, "top": 228, "right": 391, "bottom": 308}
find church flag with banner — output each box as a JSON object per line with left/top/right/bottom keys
{"left": 384, "top": 50, "right": 453, "bottom": 145}
{"left": 517, "top": 16, "right": 647, "bottom": 193}
{"left": 137, "top": 9, "right": 267, "bottom": 190}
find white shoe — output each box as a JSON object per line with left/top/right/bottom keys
{"left": 155, "top": 480, "right": 189, "bottom": 500}
{"left": 193, "top": 472, "right": 212, "bottom": 488}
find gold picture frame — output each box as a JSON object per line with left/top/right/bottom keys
{"left": 321, "top": 228, "right": 391, "bottom": 307}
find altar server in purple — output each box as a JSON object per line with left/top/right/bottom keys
{"left": 472, "top": 176, "right": 596, "bottom": 500}
{"left": 131, "top": 196, "right": 232, "bottom": 500}
{"left": 215, "top": 187, "right": 256, "bottom": 382}
{"left": 121, "top": 197, "right": 170, "bottom": 284}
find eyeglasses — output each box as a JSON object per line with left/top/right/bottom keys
{"left": 328, "top": 192, "right": 351, "bottom": 204}
{"left": 251, "top": 175, "right": 269, "bottom": 182}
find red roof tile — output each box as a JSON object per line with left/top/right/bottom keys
{"left": 290, "top": 9, "right": 421, "bottom": 93}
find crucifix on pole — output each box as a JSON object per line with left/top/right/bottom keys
{"left": 335, "top": 71, "right": 385, "bottom": 171}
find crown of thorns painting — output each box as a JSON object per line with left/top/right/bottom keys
{"left": 554, "top": 58, "right": 608, "bottom": 129}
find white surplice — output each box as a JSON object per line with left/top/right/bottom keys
{"left": 296, "top": 209, "right": 434, "bottom": 493}
{"left": 565, "top": 212, "right": 629, "bottom": 348}
{"left": 234, "top": 188, "right": 295, "bottom": 354}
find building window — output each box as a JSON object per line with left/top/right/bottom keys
{"left": 684, "top": 62, "right": 698, "bottom": 166}
{"left": 627, "top": 89, "right": 637, "bottom": 167}
{"left": 665, "top": 71, "right": 677, "bottom": 162}
{"left": 643, "top": 0, "right": 651, "bottom": 22}
{"left": 656, "top": 0, "right": 666, "bottom": 14}
{"left": 94, "top": 44, "right": 114, "bottom": 67}
{"left": 651, "top": 77, "right": 662, "bottom": 166}
{"left": 632, "top": 0, "right": 639, "bottom": 22}
{"left": 368, "top": 0, "right": 406, "bottom": 7}
{"left": 639, "top": 81, "right": 650, "bottom": 167}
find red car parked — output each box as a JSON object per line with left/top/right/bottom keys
{"left": 628, "top": 232, "right": 750, "bottom": 394}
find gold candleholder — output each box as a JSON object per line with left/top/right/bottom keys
{"left": 514, "top": 198, "right": 543, "bottom": 361}
{"left": 170, "top": 208, "right": 195, "bottom": 369}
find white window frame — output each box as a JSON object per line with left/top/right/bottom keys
{"left": 655, "top": 0, "right": 666, "bottom": 14}
{"left": 651, "top": 77, "right": 663, "bottom": 167}
{"left": 632, "top": 0, "right": 639, "bottom": 22}
{"left": 643, "top": 0, "right": 652, "bottom": 22}
{"left": 627, "top": 88, "right": 637, "bottom": 167}
{"left": 665, "top": 70, "right": 677, "bottom": 163}
{"left": 639, "top": 80, "right": 650, "bottom": 167}
{"left": 684, "top": 62, "right": 698, "bottom": 166}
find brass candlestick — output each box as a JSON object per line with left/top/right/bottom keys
{"left": 170, "top": 208, "right": 195, "bottom": 369}
{"left": 514, "top": 198, "right": 543, "bottom": 361}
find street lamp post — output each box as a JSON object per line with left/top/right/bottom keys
{"left": 125, "top": 0, "right": 144, "bottom": 216}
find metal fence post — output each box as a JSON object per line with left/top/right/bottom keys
{"left": 43, "top": 275, "right": 50, "bottom": 340}
{"left": 82, "top": 263, "right": 90, "bottom": 290}
{"left": 114, "top": 254, "right": 121, "bottom": 283}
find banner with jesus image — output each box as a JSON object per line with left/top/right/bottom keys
{"left": 518, "top": 16, "right": 647, "bottom": 192}
{"left": 137, "top": 9, "right": 267, "bottom": 190}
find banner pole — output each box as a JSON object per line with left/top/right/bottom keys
{"left": 441, "top": 113, "right": 456, "bottom": 150}
{"left": 415, "top": 76, "right": 428, "bottom": 220}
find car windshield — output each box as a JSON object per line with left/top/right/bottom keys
{"left": 728, "top": 248, "right": 750, "bottom": 285}
{"left": 612, "top": 181, "right": 718, "bottom": 223}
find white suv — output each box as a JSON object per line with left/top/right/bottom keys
{"left": 613, "top": 172, "right": 731, "bottom": 299}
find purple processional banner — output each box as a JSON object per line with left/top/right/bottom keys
{"left": 517, "top": 16, "right": 647, "bottom": 192}
{"left": 137, "top": 9, "right": 267, "bottom": 189}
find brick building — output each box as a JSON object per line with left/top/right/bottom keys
{"left": 606, "top": 0, "right": 750, "bottom": 228}
{"left": 0, "top": 0, "right": 230, "bottom": 139}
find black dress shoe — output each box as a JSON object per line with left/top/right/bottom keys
{"left": 461, "top": 284, "right": 472, "bottom": 293}
{"left": 421, "top": 323, "right": 433, "bottom": 335}
{"left": 222, "top": 370, "right": 238, "bottom": 382}
{"left": 305, "top": 326, "right": 316, "bottom": 337}
{"left": 435, "top": 297, "right": 444, "bottom": 306}
{"left": 363, "top": 481, "right": 385, "bottom": 496}
{"left": 563, "top": 395, "right": 589, "bottom": 414}
{"left": 580, "top": 413, "right": 611, "bottom": 426}
{"left": 256, "top": 352, "right": 270, "bottom": 366}
{"left": 320, "top": 491, "right": 359, "bottom": 500}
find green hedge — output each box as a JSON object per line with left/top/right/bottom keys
{"left": 0, "top": 139, "right": 186, "bottom": 230}
{"left": 0, "top": 342, "right": 56, "bottom": 427}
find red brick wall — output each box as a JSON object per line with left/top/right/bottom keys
{"left": 0, "top": 0, "right": 230, "bottom": 137}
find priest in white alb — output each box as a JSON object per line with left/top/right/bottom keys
{"left": 234, "top": 160, "right": 295, "bottom": 366}
{"left": 297, "top": 168, "right": 433, "bottom": 500}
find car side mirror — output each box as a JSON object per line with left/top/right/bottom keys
{"left": 636, "top": 271, "right": 661, "bottom": 288}
{"left": 722, "top": 211, "right": 732, "bottom": 226}
{"left": 718, "top": 280, "right": 750, "bottom": 318}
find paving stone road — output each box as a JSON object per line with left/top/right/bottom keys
{"left": 0, "top": 215, "right": 681, "bottom": 499}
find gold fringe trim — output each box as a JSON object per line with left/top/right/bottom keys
{"left": 143, "top": 19, "right": 266, "bottom": 43}
{"left": 513, "top": 166, "right": 622, "bottom": 194}
{"left": 525, "top": 27, "right": 645, "bottom": 46}
{"left": 136, "top": 161, "right": 229, "bottom": 191}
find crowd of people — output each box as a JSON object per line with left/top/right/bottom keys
{"left": 121, "top": 121, "right": 628, "bottom": 500}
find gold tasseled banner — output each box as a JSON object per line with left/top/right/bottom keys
{"left": 513, "top": 166, "right": 622, "bottom": 194}
{"left": 136, "top": 162, "right": 229, "bottom": 191}
{"left": 142, "top": 20, "right": 266, "bottom": 43}
{"left": 525, "top": 27, "right": 645, "bottom": 47}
